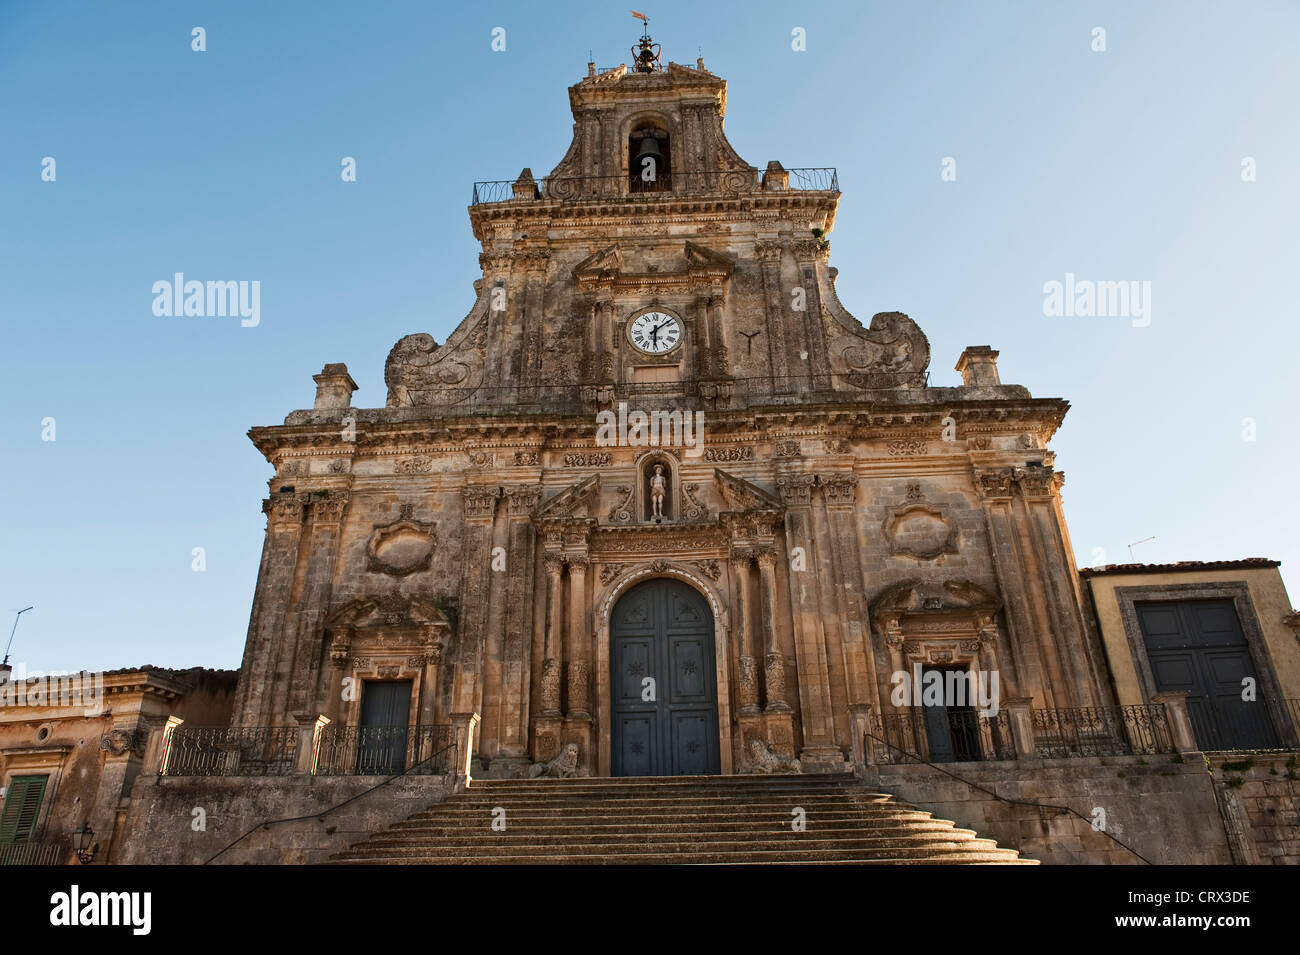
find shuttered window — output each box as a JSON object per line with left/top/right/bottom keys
{"left": 0, "top": 774, "right": 48, "bottom": 842}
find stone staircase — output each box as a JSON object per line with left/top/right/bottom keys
{"left": 330, "top": 773, "right": 1037, "bottom": 864}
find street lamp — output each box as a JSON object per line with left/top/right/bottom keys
{"left": 73, "top": 822, "right": 97, "bottom": 864}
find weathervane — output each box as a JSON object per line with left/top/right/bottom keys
{"left": 630, "top": 11, "right": 661, "bottom": 73}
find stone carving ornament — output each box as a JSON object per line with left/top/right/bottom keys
{"left": 366, "top": 507, "right": 437, "bottom": 577}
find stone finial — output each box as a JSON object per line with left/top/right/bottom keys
{"left": 761, "top": 160, "right": 789, "bottom": 191}
{"left": 955, "top": 346, "right": 1001, "bottom": 387}
{"left": 512, "top": 168, "right": 540, "bottom": 201}
{"left": 312, "top": 363, "right": 358, "bottom": 409}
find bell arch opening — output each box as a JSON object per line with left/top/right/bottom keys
{"left": 628, "top": 122, "right": 671, "bottom": 193}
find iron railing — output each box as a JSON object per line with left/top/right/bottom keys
{"left": 388, "top": 371, "right": 925, "bottom": 415}
{"left": 1186, "top": 697, "right": 1300, "bottom": 753}
{"left": 1032, "top": 705, "right": 1173, "bottom": 758}
{"left": 160, "top": 726, "right": 299, "bottom": 777}
{"left": 870, "top": 708, "right": 1015, "bottom": 765}
{"left": 314, "top": 724, "right": 454, "bottom": 776}
{"left": 0, "top": 838, "right": 67, "bottom": 866}
{"left": 471, "top": 167, "right": 839, "bottom": 205}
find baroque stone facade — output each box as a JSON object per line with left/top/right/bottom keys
{"left": 229, "top": 57, "right": 1153, "bottom": 779}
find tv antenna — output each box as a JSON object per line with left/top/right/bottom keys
{"left": 3, "top": 606, "right": 33, "bottom": 681}
{"left": 1127, "top": 536, "right": 1155, "bottom": 562}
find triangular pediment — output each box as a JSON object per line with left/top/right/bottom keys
{"left": 534, "top": 474, "right": 601, "bottom": 520}
{"left": 572, "top": 245, "right": 623, "bottom": 280}
{"left": 714, "top": 469, "right": 783, "bottom": 512}
{"left": 684, "top": 241, "right": 735, "bottom": 275}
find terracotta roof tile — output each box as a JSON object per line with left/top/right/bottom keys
{"left": 1080, "top": 558, "right": 1279, "bottom": 578}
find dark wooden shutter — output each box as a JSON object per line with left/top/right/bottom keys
{"left": 0, "top": 775, "right": 48, "bottom": 842}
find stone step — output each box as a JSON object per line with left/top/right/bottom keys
{"left": 329, "top": 776, "right": 1035, "bottom": 865}
{"left": 332, "top": 847, "right": 1032, "bottom": 865}
{"left": 384, "top": 817, "right": 955, "bottom": 836}
{"left": 468, "top": 773, "right": 859, "bottom": 785}
{"left": 352, "top": 830, "right": 989, "bottom": 852}
{"left": 462, "top": 781, "right": 868, "bottom": 796}
{"left": 410, "top": 795, "right": 912, "bottom": 812}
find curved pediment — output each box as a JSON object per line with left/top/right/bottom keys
{"left": 325, "top": 594, "right": 452, "bottom": 633}
{"left": 869, "top": 579, "right": 1002, "bottom": 618}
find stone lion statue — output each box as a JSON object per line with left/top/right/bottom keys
{"left": 530, "top": 743, "right": 580, "bottom": 778}
{"left": 746, "top": 738, "right": 801, "bottom": 774}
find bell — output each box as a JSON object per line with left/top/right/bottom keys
{"left": 635, "top": 136, "right": 662, "bottom": 162}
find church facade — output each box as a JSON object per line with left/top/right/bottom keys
{"left": 231, "top": 49, "right": 1116, "bottom": 781}
{"left": 6, "top": 40, "right": 1300, "bottom": 867}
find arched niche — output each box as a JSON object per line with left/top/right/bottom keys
{"left": 635, "top": 449, "right": 679, "bottom": 523}
{"left": 627, "top": 117, "right": 672, "bottom": 193}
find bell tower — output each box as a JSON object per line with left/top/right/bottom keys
{"left": 384, "top": 32, "right": 931, "bottom": 415}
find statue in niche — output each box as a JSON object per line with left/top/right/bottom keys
{"left": 649, "top": 463, "right": 669, "bottom": 523}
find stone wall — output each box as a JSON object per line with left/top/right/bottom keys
{"left": 1207, "top": 752, "right": 1300, "bottom": 864}
{"left": 114, "top": 773, "right": 455, "bottom": 865}
{"left": 864, "top": 755, "right": 1235, "bottom": 865}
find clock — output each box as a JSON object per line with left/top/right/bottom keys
{"left": 628, "top": 310, "right": 682, "bottom": 356}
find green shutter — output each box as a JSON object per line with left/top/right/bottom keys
{"left": 0, "top": 775, "right": 48, "bottom": 842}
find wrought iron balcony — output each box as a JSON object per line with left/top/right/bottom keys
{"left": 160, "top": 725, "right": 299, "bottom": 777}
{"left": 0, "top": 838, "right": 68, "bottom": 866}
{"left": 1031, "top": 705, "right": 1173, "bottom": 759}
{"left": 870, "top": 708, "right": 1016, "bottom": 765}
{"left": 471, "top": 167, "right": 839, "bottom": 205}
{"left": 1186, "top": 697, "right": 1300, "bottom": 753}
{"left": 314, "top": 724, "right": 455, "bottom": 776}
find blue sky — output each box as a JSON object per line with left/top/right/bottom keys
{"left": 2, "top": 1, "right": 1296, "bottom": 673}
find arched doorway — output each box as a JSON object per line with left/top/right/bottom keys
{"left": 610, "top": 578, "right": 721, "bottom": 776}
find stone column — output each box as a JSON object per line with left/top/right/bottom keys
{"left": 849, "top": 703, "right": 873, "bottom": 771}
{"left": 454, "top": 485, "right": 501, "bottom": 724}
{"left": 755, "top": 240, "right": 791, "bottom": 393}
{"left": 293, "top": 713, "right": 330, "bottom": 774}
{"left": 566, "top": 558, "right": 591, "bottom": 719}
{"left": 972, "top": 468, "right": 1050, "bottom": 706}
{"left": 755, "top": 549, "right": 789, "bottom": 712}
{"left": 540, "top": 554, "right": 564, "bottom": 717}
{"left": 693, "top": 291, "right": 712, "bottom": 378}
{"left": 498, "top": 486, "right": 542, "bottom": 773}
{"left": 279, "top": 492, "right": 350, "bottom": 724}
{"left": 1003, "top": 698, "right": 1036, "bottom": 758}
{"left": 792, "top": 244, "right": 832, "bottom": 391}
{"left": 232, "top": 494, "right": 306, "bottom": 726}
{"left": 730, "top": 552, "right": 760, "bottom": 716}
{"left": 707, "top": 293, "right": 729, "bottom": 379}
{"left": 1014, "top": 467, "right": 1108, "bottom": 707}
{"left": 146, "top": 716, "right": 184, "bottom": 776}
{"left": 450, "top": 711, "right": 481, "bottom": 790}
{"left": 1154, "top": 690, "right": 1200, "bottom": 755}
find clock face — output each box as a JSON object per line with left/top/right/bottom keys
{"left": 628, "top": 311, "right": 682, "bottom": 355}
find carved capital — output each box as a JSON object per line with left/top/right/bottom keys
{"left": 775, "top": 473, "right": 815, "bottom": 505}
{"left": 266, "top": 494, "right": 306, "bottom": 526}
{"left": 818, "top": 473, "right": 857, "bottom": 506}
{"left": 462, "top": 484, "right": 502, "bottom": 520}
{"left": 973, "top": 467, "right": 1014, "bottom": 499}
{"left": 506, "top": 484, "right": 544, "bottom": 514}
{"left": 728, "top": 550, "right": 753, "bottom": 571}
{"left": 311, "top": 493, "right": 350, "bottom": 525}
{"left": 754, "top": 240, "right": 783, "bottom": 266}
{"left": 1014, "top": 466, "right": 1062, "bottom": 498}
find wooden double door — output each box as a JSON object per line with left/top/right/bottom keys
{"left": 610, "top": 578, "right": 721, "bottom": 776}
{"left": 1137, "top": 599, "right": 1276, "bottom": 749}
